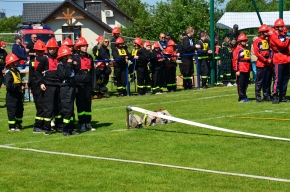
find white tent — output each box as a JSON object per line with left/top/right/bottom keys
{"left": 216, "top": 11, "right": 290, "bottom": 30}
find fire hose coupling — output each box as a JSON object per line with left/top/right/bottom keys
{"left": 126, "top": 105, "right": 132, "bottom": 111}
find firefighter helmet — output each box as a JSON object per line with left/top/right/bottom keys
{"left": 62, "top": 38, "right": 73, "bottom": 46}
{"left": 112, "top": 27, "right": 121, "bottom": 34}
{"left": 115, "top": 37, "right": 124, "bottom": 45}
{"left": 274, "top": 18, "right": 285, "bottom": 27}
{"left": 163, "top": 46, "right": 174, "bottom": 55}
{"left": 0, "top": 41, "right": 6, "bottom": 47}
{"left": 46, "top": 38, "right": 59, "bottom": 48}
{"left": 258, "top": 24, "right": 269, "bottom": 33}
{"left": 34, "top": 40, "right": 46, "bottom": 51}
{"left": 153, "top": 42, "right": 160, "bottom": 49}
{"left": 97, "top": 62, "right": 105, "bottom": 67}
{"left": 167, "top": 39, "right": 176, "bottom": 47}
{"left": 57, "top": 45, "right": 72, "bottom": 59}
{"left": 134, "top": 38, "right": 143, "bottom": 47}
{"left": 74, "top": 37, "right": 88, "bottom": 48}
{"left": 96, "top": 35, "right": 104, "bottom": 42}
{"left": 237, "top": 33, "right": 248, "bottom": 42}
{"left": 5, "top": 53, "right": 19, "bottom": 66}
{"left": 143, "top": 40, "right": 151, "bottom": 47}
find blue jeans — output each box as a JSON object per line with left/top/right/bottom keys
{"left": 251, "top": 61, "right": 257, "bottom": 82}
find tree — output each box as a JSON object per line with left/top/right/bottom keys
{"left": 0, "top": 16, "right": 22, "bottom": 42}
{"left": 116, "top": 0, "right": 225, "bottom": 42}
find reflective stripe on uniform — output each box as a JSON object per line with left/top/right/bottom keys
{"left": 8, "top": 120, "right": 16, "bottom": 124}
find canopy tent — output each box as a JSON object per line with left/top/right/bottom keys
{"left": 216, "top": 11, "right": 290, "bottom": 30}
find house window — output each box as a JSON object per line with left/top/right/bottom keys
{"left": 62, "top": 26, "right": 82, "bottom": 40}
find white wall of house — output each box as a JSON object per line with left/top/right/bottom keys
{"left": 100, "top": 3, "right": 127, "bottom": 28}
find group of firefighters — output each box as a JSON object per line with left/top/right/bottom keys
{"left": 3, "top": 18, "right": 290, "bottom": 134}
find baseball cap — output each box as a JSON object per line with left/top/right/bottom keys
{"left": 14, "top": 35, "right": 21, "bottom": 40}
{"left": 180, "top": 31, "right": 186, "bottom": 36}
{"left": 233, "top": 24, "right": 239, "bottom": 29}
{"left": 166, "top": 32, "right": 171, "bottom": 36}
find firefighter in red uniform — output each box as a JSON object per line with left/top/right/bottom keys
{"left": 57, "top": 45, "right": 79, "bottom": 136}
{"left": 151, "top": 42, "right": 164, "bottom": 94}
{"left": 269, "top": 18, "right": 290, "bottom": 104}
{"left": 163, "top": 46, "right": 177, "bottom": 92}
{"left": 134, "top": 38, "right": 152, "bottom": 95}
{"left": 253, "top": 24, "right": 273, "bottom": 102}
{"left": 35, "top": 38, "right": 60, "bottom": 134}
{"left": 5, "top": 53, "right": 24, "bottom": 131}
{"left": 28, "top": 40, "right": 47, "bottom": 133}
{"left": 73, "top": 37, "right": 95, "bottom": 132}
{"left": 112, "top": 37, "right": 131, "bottom": 96}
{"left": 233, "top": 33, "right": 251, "bottom": 102}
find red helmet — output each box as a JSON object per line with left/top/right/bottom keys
{"left": 143, "top": 40, "right": 151, "bottom": 47}
{"left": 274, "top": 18, "right": 285, "bottom": 27}
{"left": 46, "top": 38, "right": 59, "bottom": 48}
{"left": 112, "top": 27, "right": 120, "bottom": 35}
{"left": 163, "top": 46, "right": 174, "bottom": 55}
{"left": 57, "top": 45, "right": 72, "bottom": 59}
{"left": 62, "top": 38, "right": 73, "bottom": 46}
{"left": 96, "top": 35, "right": 104, "bottom": 42}
{"left": 97, "top": 62, "right": 105, "bottom": 67}
{"left": 0, "top": 41, "right": 6, "bottom": 47}
{"left": 153, "top": 42, "right": 160, "bottom": 49}
{"left": 34, "top": 40, "right": 46, "bottom": 51}
{"left": 5, "top": 53, "right": 19, "bottom": 66}
{"left": 167, "top": 39, "right": 176, "bottom": 47}
{"left": 258, "top": 24, "right": 269, "bottom": 33}
{"left": 74, "top": 37, "right": 88, "bottom": 48}
{"left": 134, "top": 38, "right": 143, "bottom": 47}
{"left": 237, "top": 33, "right": 248, "bottom": 42}
{"left": 115, "top": 37, "right": 124, "bottom": 45}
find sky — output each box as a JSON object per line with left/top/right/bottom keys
{"left": 0, "top": 0, "right": 228, "bottom": 18}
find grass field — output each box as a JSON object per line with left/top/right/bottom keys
{"left": 1, "top": 84, "right": 290, "bottom": 191}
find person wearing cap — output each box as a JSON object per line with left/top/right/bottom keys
{"left": 73, "top": 37, "right": 95, "bottom": 132}
{"left": 0, "top": 41, "right": 7, "bottom": 88}
{"left": 12, "top": 35, "right": 29, "bottom": 63}
{"left": 4, "top": 53, "right": 25, "bottom": 131}
{"left": 26, "top": 34, "right": 37, "bottom": 61}
{"left": 56, "top": 45, "right": 79, "bottom": 136}
{"left": 224, "top": 24, "right": 240, "bottom": 42}
{"left": 34, "top": 38, "right": 60, "bottom": 135}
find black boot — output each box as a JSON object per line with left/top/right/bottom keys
{"left": 272, "top": 95, "right": 279, "bottom": 104}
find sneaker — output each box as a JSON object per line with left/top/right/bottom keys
{"left": 118, "top": 93, "right": 124, "bottom": 97}
{"left": 256, "top": 98, "right": 263, "bottom": 102}
{"left": 9, "top": 128, "right": 16, "bottom": 132}
{"left": 16, "top": 124, "right": 23, "bottom": 130}
{"left": 70, "top": 130, "right": 80, "bottom": 135}
{"left": 103, "top": 93, "right": 110, "bottom": 98}
{"left": 263, "top": 97, "right": 272, "bottom": 102}
{"left": 62, "top": 131, "right": 71, "bottom": 136}
{"left": 15, "top": 128, "right": 21, "bottom": 131}
{"left": 280, "top": 97, "right": 290, "bottom": 102}
{"left": 272, "top": 96, "right": 279, "bottom": 104}
{"left": 44, "top": 130, "right": 52, "bottom": 135}
{"left": 51, "top": 121, "right": 55, "bottom": 127}
{"left": 86, "top": 123, "right": 96, "bottom": 131}
{"left": 239, "top": 98, "right": 251, "bottom": 103}
{"left": 79, "top": 124, "right": 87, "bottom": 132}
{"left": 33, "top": 127, "right": 46, "bottom": 133}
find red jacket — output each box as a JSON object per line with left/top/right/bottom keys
{"left": 253, "top": 36, "right": 272, "bottom": 68}
{"left": 269, "top": 30, "right": 289, "bottom": 64}
{"left": 232, "top": 44, "right": 251, "bottom": 72}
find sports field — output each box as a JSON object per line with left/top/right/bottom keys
{"left": 1, "top": 84, "right": 290, "bottom": 191}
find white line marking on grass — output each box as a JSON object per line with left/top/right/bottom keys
{"left": 0, "top": 144, "right": 289, "bottom": 183}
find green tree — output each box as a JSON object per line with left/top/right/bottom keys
{"left": 0, "top": 16, "right": 22, "bottom": 42}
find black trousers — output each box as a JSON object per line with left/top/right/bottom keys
{"left": 114, "top": 66, "right": 127, "bottom": 94}
{"left": 180, "top": 57, "right": 194, "bottom": 89}
{"left": 255, "top": 67, "right": 272, "bottom": 100}
{"left": 42, "top": 85, "right": 61, "bottom": 131}
{"left": 151, "top": 66, "right": 163, "bottom": 92}
{"left": 31, "top": 85, "right": 45, "bottom": 129}
{"left": 136, "top": 65, "right": 151, "bottom": 95}
{"left": 236, "top": 72, "right": 250, "bottom": 101}
{"left": 165, "top": 65, "right": 176, "bottom": 91}
{"left": 199, "top": 59, "right": 210, "bottom": 87}
{"left": 6, "top": 96, "right": 23, "bottom": 129}
{"left": 60, "top": 85, "right": 75, "bottom": 132}
{"left": 76, "top": 83, "right": 92, "bottom": 124}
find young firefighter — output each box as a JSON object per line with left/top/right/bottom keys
{"left": 111, "top": 27, "right": 121, "bottom": 51}
{"left": 233, "top": 33, "right": 251, "bottom": 103}
{"left": 5, "top": 53, "right": 24, "bottom": 131}
{"left": 134, "top": 39, "right": 152, "bottom": 95}
{"left": 93, "top": 62, "right": 112, "bottom": 98}
{"left": 214, "top": 35, "right": 222, "bottom": 85}
{"left": 269, "top": 19, "right": 290, "bottom": 104}
{"left": 35, "top": 38, "right": 60, "bottom": 134}
{"left": 163, "top": 46, "right": 177, "bottom": 92}
{"left": 28, "top": 40, "right": 47, "bottom": 133}
{"left": 73, "top": 37, "right": 95, "bottom": 132}
{"left": 56, "top": 45, "right": 79, "bottom": 136}
{"left": 253, "top": 24, "right": 273, "bottom": 102}
{"left": 151, "top": 42, "right": 164, "bottom": 94}
{"left": 112, "top": 37, "right": 131, "bottom": 97}
{"left": 196, "top": 31, "right": 212, "bottom": 89}
{"left": 92, "top": 35, "right": 103, "bottom": 59}
{"left": 0, "top": 41, "right": 7, "bottom": 88}
{"left": 62, "top": 37, "right": 75, "bottom": 54}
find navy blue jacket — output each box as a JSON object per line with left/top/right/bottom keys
{"left": 12, "top": 43, "right": 28, "bottom": 60}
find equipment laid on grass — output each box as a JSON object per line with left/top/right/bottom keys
{"left": 126, "top": 106, "right": 290, "bottom": 142}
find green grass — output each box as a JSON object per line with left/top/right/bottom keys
{"left": 1, "top": 85, "right": 290, "bottom": 191}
